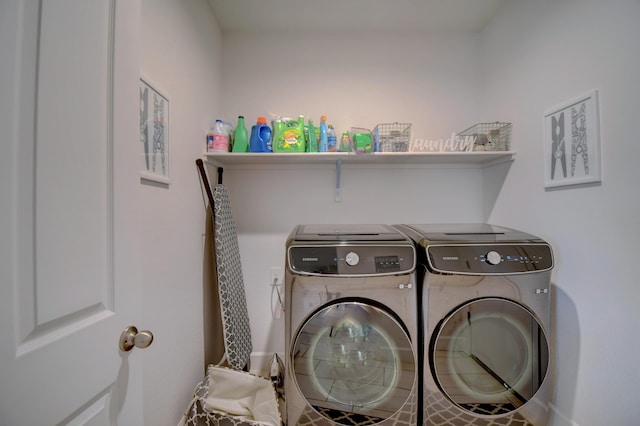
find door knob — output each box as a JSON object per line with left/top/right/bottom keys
{"left": 119, "top": 326, "right": 154, "bottom": 352}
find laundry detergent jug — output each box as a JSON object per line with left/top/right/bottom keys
{"left": 249, "top": 116, "right": 272, "bottom": 152}
{"left": 272, "top": 116, "right": 306, "bottom": 153}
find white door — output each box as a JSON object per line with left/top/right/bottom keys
{"left": 0, "top": 1, "right": 145, "bottom": 425}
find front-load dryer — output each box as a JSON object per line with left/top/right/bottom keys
{"left": 285, "top": 224, "right": 419, "bottom": 425}
{"left": 393, "top": 223, "right": 554, "bottom": 426}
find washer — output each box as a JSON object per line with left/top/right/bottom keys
{"left": 393, "top": 223, "right": 553, "bottom": 426}
{"left": 285, "top": 224, "right": 419, "bottom": 426}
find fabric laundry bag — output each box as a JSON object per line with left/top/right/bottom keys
{"left": 203, "top": 365, "right": 281, "bottom": 426}
{"left": 180, "top": 365, "right": 282, "bottom": 426}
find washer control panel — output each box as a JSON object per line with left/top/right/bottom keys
{"left": 427, "top": 244, "right": 553, "bottom": 274}
{"left": 288, "top": 244, "right": 415, "bottom": 276}
{"left": 485, "top": 250, "right": 502, "bottom": 265}
{"left": 345, "top": 251, "right": 360, "bottom": 266}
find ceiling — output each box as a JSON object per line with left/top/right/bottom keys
{"left": 208, "top": 0, "right": 506, "bottom": 33}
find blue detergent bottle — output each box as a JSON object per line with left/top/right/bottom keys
{"left": 319, "top": 115, "right": 328, "bottom": 152}
{"left": 249, "top": 116, "right": 272, "bottom": 152}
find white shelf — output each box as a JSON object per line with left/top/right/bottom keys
{"left": 203, "top": 151, "right": 516, "bottom": 168}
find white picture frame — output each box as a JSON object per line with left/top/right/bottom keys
{"left": 543, "top": 89, "right": 600, "bottom": 189}
{"left": 139, "top": 76, "right": 171, "bottom": 185}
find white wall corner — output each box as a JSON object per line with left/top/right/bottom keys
{"left": 549, "top": 403, "right": 580, "bottom": 426}
{"left": 250, "top": 351, "right": 282, "bottom": 378}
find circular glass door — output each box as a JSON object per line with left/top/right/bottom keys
{"left": 292, "top": 300, "right": 415, "bottom": 424}
{"left": 431, "top": 297, "right": 549, "bottom": 415}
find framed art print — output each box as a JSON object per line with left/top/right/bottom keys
{"left": 139, "top": 76, "right": 171, "bottom": 185}
{"left": 543, "top": 89, "right": 600, "bottom": 189}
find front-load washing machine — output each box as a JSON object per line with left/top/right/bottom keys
{"left": 285, "top": 224, "right": 419, "bottom": 425}
{"left": 393, "top": 223, "right": 553, "bottom": 426}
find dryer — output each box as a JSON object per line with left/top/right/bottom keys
{"left": 285, "top": 224, "right": 419, "bottom": 425}
{"left": 394, "top": 224, "right": 554, "bottom": 426}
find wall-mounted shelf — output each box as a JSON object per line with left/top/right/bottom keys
{"left": 204, "top": 151, "right": 516, "bottom": 168}
{"left": 204, "top": 151, "right": 515, "bottom": 202}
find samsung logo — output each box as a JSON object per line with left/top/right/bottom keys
{"left": 302, "top": 257, "right": 319, "bottom": 262}
{"left": 442, "top": 256, "right": 459, "bottom": 261}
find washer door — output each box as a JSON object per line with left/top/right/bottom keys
{"left": 430, "top": 297, "right": 549, "bottom": 415}
{"left": 292, "top": 299, "right": 415, "bottom": 423}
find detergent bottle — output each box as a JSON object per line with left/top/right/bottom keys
{"left": 271, "top": 119, "right": 284, "bottom": 153}
{"left": 232, "top": 116, "right": 249, "bottom": 152}
{"left": 207, "top": 119, "right": 230, "bottom": 152}
{"left": 307, "top": 119, "right": 318, "bottom": 152}
{"left": 340, "top": 131, "right": 351, "bottom": 152}
{"left": 249, "top": 116, "right": 272, "bottom": 152}
{"left": 319, "top": 115, "right": 328, "bottom": 152}
{"left": 273, "top": 115, "right": 306, "bottom": 152}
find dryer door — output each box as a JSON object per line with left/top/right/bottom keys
{"left": 430, "top": 297, "right": 549, "bottom": 415}
{"left": 292, "top": 299, "right": 416, "bottom": 423}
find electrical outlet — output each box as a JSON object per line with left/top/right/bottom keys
{"left": 269, "top": 267, "right": 283, "bottom": 287}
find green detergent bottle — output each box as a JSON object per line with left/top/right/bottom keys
{"left": 273, "top": 115, "right": 306, "bottom": 152}
{"left": 232, "top": 116, "right": 249, "bottom": 152}
{"left": 307, "top": 119, "right": 318, "bottom": 152}
{"left": 272, "top": 119, "right": 284, "bottom": 152}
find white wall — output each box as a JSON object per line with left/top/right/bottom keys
{"left": 218, "top": 30, "right": 496, "bottom": 369}
{"left": 221, "top": 30, "right": 481, "bottom": 140}
{"left": 133, "top": 1, "right": 640, "bottom": 424}
{"left": 480, "top": 1, "right": 640, "bottom": 425}
{"left": 217, "top": 2, "right": 640, "bottom": 425}
{"left": 139, "top": 1, "right": 222, "bottom": 424}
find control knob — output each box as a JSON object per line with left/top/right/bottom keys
{"left": 345, "top": 252, "right": 360, "bottom": 266}
{"left": 486, "top": 250, "right": 502, "bottom": 265}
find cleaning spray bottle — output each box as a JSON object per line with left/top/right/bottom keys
{"left": 319, "top": 115, "right": 328, "bottom": 152}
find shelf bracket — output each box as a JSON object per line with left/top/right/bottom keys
{"left": 335, "top": 158, "right": 342, "bottom": 202}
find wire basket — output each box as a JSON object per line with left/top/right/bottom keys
{"left": 457, "top": 122, "right": 512, "bottom": 151}
{"left": 373, "top": 123, "right": 412, "bottom": 152}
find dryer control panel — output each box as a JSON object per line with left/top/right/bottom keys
{"left": 427, "top": 243, "right": 553, "bottom": 274}
{"left": 288, "top": 244, "right": 416, "bottom": 276}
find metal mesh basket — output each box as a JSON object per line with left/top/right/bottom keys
{"left": 373, "top": 122, "right": 412, "bottom": 152}
{"left": 457, "top": 122, "right": 512, "bottom": 151}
